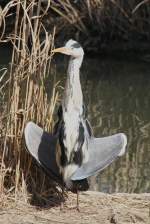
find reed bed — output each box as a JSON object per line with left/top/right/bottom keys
{"left": 1, "top": 0, "right": 150, "bottom": 52}
{"left": 0, "top": 0, "right": 61, "bottom": 205}
{"left": 49, "top": 0, "right": 150, "bottom": 51}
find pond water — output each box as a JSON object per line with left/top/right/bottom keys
{"left": 56, "top": 55, "right": 150, "bottom": 194}
{"left": 1, "top": 44, "right": 150, "bottom": 193}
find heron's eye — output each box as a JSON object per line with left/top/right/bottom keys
{"left": 72, "top": 43, "right": 81, "bottom": 48}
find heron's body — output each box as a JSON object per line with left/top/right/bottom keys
{"left": 56, "top": 43, "right": 90, "bottom": 182}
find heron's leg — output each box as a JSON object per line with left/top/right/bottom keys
{"left": 60, "top": 181, "right": 64, "bottom": 210}
{"left": 76, "top": 187, "right": 80, "bottom": 211}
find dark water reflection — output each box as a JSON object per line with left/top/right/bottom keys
{"left": 56, "top": 56, "right": 150, "bottom": 193}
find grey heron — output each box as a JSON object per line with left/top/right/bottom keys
{"left": 24, "top": 39, "right": 127, "bottom": 210}
{"left": 52, "top": 40, "right": 90, "bottom": 185}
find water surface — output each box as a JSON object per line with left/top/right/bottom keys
{"left": 1, "top": 44, "right": 150, "bottom": 193}
{"left": 56, "top": 56, "right": 150, "bottom": 193}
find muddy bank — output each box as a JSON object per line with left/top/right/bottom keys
{"left": 0, "top": 191, "right": 149, "bottom": 224}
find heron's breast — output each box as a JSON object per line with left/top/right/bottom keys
{"left": 64, "top": 114, "right": 88, "bottom": 159}
{"left": 63, "top": 112, "right": 80, "bottom": 152}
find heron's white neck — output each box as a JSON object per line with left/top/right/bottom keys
{"left": 63, "top": 56, "right": 83, "bottom": 111}
{"left": 68, "top": 56, "right": 82, "bottom": 78}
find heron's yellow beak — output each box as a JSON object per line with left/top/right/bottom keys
{"left": 52, "top": 47, "right": 72, "bottom": 55}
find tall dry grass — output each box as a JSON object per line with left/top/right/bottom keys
{"left": 1, "top": 0, "right": 150, "bottom": 51}
{"left": 0, "top": 0, "right": 60, "bottom": 205}
{"left": 49, "top": 0, "right": 150, "bottom": 50}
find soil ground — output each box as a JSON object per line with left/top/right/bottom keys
{"left": 0, "top": 191, "right": 150, "bottom": 224}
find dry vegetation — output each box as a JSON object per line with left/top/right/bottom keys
{"left": 0, "top": 0, "right": 62, "bottom": 204}
{"left": 44, "top": 0, "right": 150, "bottom": 52}
{"left": 1, "top": 1, "right": 150, "bottom": 51}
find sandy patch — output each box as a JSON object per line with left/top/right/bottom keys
{"left": 0, "top": 191, "right": 149, "bottom": 224}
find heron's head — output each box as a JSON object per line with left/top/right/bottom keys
{"left": 52, "top": 39, "right": 84, "bottom": 59}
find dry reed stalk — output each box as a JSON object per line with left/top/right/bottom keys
{"left": 49, "top": 0, "right": 150, "bottom": 49}
{"left": 0, "top": 0, "right": 60, "bottom": 203}
{"left": 1, "top": 1, "right": 150, "bottom": 51}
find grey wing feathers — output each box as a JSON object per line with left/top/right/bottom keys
{"left": 71, "top": 133, "right": 127, "bottom": 180}
{"left": 25, "top": 122, "right": 43, "bottom": 162}
{"left": 25, "top": 122, "right": 127, "bottom": 182}
{"left": 24, "top": 122, "right": 62, "bottom": 182}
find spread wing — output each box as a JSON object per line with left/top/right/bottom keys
{"left": 24, "top": 121, "right": 89, "bottom": 190}
{"left": 25, "top": 122, "right": 127, "bottom": 183}
{"left": 24, "top": 122, "right": 62, "bottom": 183}
{"left": 71, "top": 133, "right": 127, "bottom": 180}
